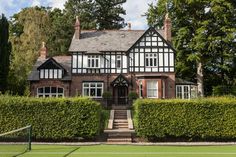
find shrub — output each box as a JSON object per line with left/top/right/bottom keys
{"left": 0, "top": 96, "right": 102, "bottom": 141}
{"left": 102, "top": 91, "right": 112, "bottom": 99}
{"left": 212, "top": 85, "right": 236, "bottom": 96}
{"left": 128, "top": 91, "right": 139, "bottom": 100}
{"left": 134, "top": 98, "right": 236, "bottom": 141}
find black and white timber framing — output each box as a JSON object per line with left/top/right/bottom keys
{"left": 71, "top": 27, "right": 175, "bottom": 74}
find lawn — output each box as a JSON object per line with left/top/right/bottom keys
{"left": 1, "top": 144, "right": 236, "bottom": 157}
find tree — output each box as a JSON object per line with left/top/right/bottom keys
{"left": 0, "top": 14, "right": 11, "bottom": 93}
{"left": 8, "top": 7, "right": 50, "bottom": 95}
{"left": 64, "top": 0, "right": 96, "bottom": 29}
{"left": 47, "top": 8, "right": 73, "bottom": 56}
{"left": 94, "top": 0, "right": 126, "bottom": 29}
{"left": 146, "top": 0, "right": 236, "bottom": 96}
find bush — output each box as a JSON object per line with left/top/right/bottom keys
{"left": 128, "top": 91, "right": 139, "bottom": 100}
{"left": 0, "top": 96, "right": 102, "bottom": 141}
{"left": 102, "top": 91, "right": 112, "bottom": 99}
{"left": 212, "top": 85, "right": 236, "bottom": 96}
{"left": 134, "top": 98, "right": 236, "bottom": 141}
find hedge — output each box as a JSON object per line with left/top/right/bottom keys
{"left": 0, "top": 96, "right": 102, "bottom": 141}
{"left": 134, "top": 98, "right": 236, "bottom": 141}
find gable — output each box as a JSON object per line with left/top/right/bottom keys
{"left": 37, "top": 58, "right": 65, "bottom": 71}
{"left": 128, "top": 27, "right": 175, "bottom": 53}
{"left": 128, "top": 27, "right": 175, "bottom": 73}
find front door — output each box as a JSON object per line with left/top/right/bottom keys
{"left": 117, "top": 86, "right": 127, "bottom": 105}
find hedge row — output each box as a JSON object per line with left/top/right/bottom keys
{"left": 134, "top": 98, "right": 236, "bottom": 141}
{"left": 0, "top": 96, "right": 102, "bottom": 141}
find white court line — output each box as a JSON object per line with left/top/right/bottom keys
{"left": 1, "top": 152, "right": 236, "bottom": 155}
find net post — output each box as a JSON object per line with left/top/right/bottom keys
{"left": 28, "top": 125, "right": 32, "bottom": 151}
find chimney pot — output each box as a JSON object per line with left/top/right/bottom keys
{"left": 39, "top": 42, "right": 48, "bottom": 59}
{"left": 164, "top": 13, "right": 172, "bottom": 42}
{"left": 75, "top": 16, "right": 81, "bottom": 39}
{"left": 128, "top": 23, "right": 131, "bottom": 30}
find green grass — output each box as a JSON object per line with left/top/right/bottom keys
{"left": 1, "top": 144, "right": 236, "bottom": 157}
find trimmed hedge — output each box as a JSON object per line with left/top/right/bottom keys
{"left": 134, "top": 98, "right": 236, "bottom": 141}
{"left": 0, "top": 96, "right": 102, "bottom": 141}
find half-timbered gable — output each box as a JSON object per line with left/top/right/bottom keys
{"left": 128, "top": 27, "right": 175, "bottom": 73}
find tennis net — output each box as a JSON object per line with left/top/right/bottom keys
{"left": 0, "top": 125, "right": 32, "bottom": 156}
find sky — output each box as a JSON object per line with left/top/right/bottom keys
{"left": 0, "top": 0, "right": 157, "bottom": 30}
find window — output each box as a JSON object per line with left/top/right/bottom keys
{"left": 139, "top": 81, "right": 143, "bottom": 98}
{"left": 116, "top": 55, "right": 121, "bottom": 68}
{"left": 147, "top": 81, "right": 158, "bottom": 98}
{"left": 40, "top": 69, "right": 63, "bottom": 79}
{"left": 37, "top": 87, "right": 64, "bottom": 98}
{"left": 88, "top": 55, "right": 100, "bottom": 68}
{"left": 83, "top": 82, "right": 103, "bottom": 98}
{"left": 146, "top": 53, "right": 157, "bottom": 67}
{"left": 176, "top": 85, "right": 190, "bottom": 99}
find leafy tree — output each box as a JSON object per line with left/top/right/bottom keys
{"left": 0, "top": 14, "right": 11, "bottom": 93}
{"left": 94, "top": 0, "right": 126, "bottom": 29}
{"left": 8, "top": 7, "right": 50, "bottom": 95}
{"left": 146, "top": 0, "right": 236, "bottom": 96}
{"left": 64, "top": 0, "right": 96, "bottom": 29}
{"left": 47, "top": 8, "right": 73, "bottom": 56}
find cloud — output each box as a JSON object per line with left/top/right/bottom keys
{"left": 46, "top": 0, "right": 66, "bottom": 9}
{"left": 122, "top": 0, "right": 157, "bottom": 30}
{"left": 1, "top": 0, "right": 157, "bottom": 29}
{"left": 31, "top": 0, "right": 41, "bottom": 7}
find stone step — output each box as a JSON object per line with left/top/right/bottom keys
{"left": 114, "top": 120, "right": 128, "bottom": 122}
{"left": 113, "top": 122, "right": 128, "bottom": 125}
{"left": 107, "top": 138, "right": 132, "bottom": 142}
{"left": 108, "top": 132, "right": 131, "bottom": 137}
{"left": 113, "top": 126, "right": 128, "bottom": 129}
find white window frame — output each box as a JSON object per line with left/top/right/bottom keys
{"left": 116, "top": 55, "right": 121, "bottom": 69}
{"left": 87, "top": 55, "right": 100, "bottom": 68}
{"left": 145, "top": 53, "right": 158, "bottom": 67}
{"left": 82, "top": 82, "right": 103, "bottom": 98}
{"left": 139, "top": 80, "right": 143, "bottom": 98}
{"left": 40, "top": 69, "right": 63, "bottom": 79}
{"left": 147, "top": 80, "right": 158, "bottom": 98}
{"left": 37, "top": 86, "right": 64, "bottom": 98}
{"left": 176, "top": 85, "right": 190, "bottom": 99}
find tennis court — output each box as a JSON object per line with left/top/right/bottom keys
{"left": 1, "top": 144, "right": 236, "bottom": 157}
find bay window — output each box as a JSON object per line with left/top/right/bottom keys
{"left": 147, "top": 80, "right": 158, "bottom": 98}
{"left": 37, "top": 87, "right": 64, "bottom": 98}
{"left": 83, "top": 82, "right": 103, "bottom": 98}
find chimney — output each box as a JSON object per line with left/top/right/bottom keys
{"left": 39, "top": 42, "right": 48, "bottom": 59}
{"left": 128, "top": 23, "right": 131, "bottom": 30}
{"left": 164, "top": 13, "right": 172, "bottom": 42}
{"left": 75, "top": 16, "right": 81, "bottom": 39}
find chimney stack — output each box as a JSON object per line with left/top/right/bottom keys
{"left": 39, "top": 42, "right": 48, "bottom": 59}
{"left": 128, "top": 23, "right": 131, "bottom": 30}
{"left": 164, "top": 13, "right": 172, "bottom": 42}
{"left": 75, "top": 16, "right": 81, "bottom": 39}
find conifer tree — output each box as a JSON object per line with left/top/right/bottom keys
{"left": 0, "top": 14, "right": 11, "bottom": 93}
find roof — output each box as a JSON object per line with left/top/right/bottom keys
{"left": 175, "top": 78, "right": 197, "bottom": 85}
{"left": 69, "top": 29, "right": 164, "bottom": 53}
{"left": 28, "top": 56, "right": 71, "bottom": 81}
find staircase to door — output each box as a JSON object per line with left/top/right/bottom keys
{"left": 105, "top": 110, "right": 134, "bottom": 143}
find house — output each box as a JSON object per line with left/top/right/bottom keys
{"left": 28, "top": 14, "right": 197, "bottom": 105}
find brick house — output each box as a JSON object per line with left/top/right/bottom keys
{"left": 28, "top": 14, "right": 197, "bottom": 105}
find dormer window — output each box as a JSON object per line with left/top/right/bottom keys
{"left": 88, "top": 55, "right": 100, "bottom": 68}
{"left": 40, "top": 69, "right": 63, "bottom": 79}
{"left": 37, "top": 58, "right": 66, "bottom": 79}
